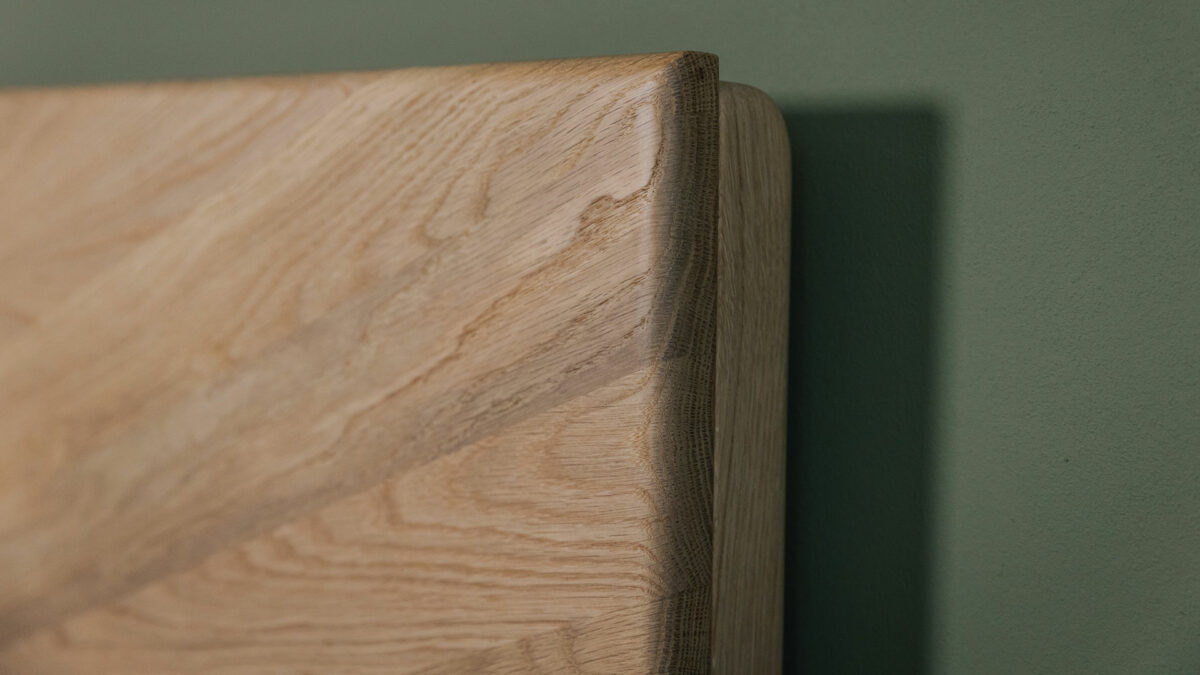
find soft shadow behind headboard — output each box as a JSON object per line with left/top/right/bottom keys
{"left": 0, "top": 52, "right": 787, "bottom": 673}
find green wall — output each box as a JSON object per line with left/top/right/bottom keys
{"left": 3, "top": 1, "right": 1197, "bottom": 672}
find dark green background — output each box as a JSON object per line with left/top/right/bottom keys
{"left": 3, "top": 2, "right": 1197, "bottom": 672}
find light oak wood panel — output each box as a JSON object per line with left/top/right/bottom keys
{"left": 0, "top": 53, "right": 787, "bottom": 672}
{"left": 0, "top": 74, "right": 371, "bottom": 342}
{"left": 0, "top": 370, "right": 698, "bottom": 673}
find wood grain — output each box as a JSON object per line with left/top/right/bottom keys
{"left": 712, "top": 82, "right": 790, "bottom": 673}
{"left": 0, "top": 73, "right": 371, "bottom": 343}
{"left": 0, "top": 53, "right": 787, "bottom": 672}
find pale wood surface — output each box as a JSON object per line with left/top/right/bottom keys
{"left": 0, "top": 53, "right": 786, "bottom": 672}
{"left": 0, "top": 73, "right": 373, "bottom": 343}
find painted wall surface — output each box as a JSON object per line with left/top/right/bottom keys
{"left": 2, "top": 2, "right": 1197, "bottom": 672}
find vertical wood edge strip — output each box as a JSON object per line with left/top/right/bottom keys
{"left": 712, "top": 81, "right": 790, "bottom": 673}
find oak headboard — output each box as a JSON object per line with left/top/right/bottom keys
{"left": 0, "top": 52, "right": 788, "bottom": 673}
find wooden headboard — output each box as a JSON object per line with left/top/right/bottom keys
{"left": 0, "top": 52, "right": 788, "bottom": 673}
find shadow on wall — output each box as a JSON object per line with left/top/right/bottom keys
{"left": 782, "top": 107, "right": 944, "bottom": 673}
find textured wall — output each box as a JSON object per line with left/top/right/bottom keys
{"left": 2, "top": 1, "right": 1197, "bottom": 672}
